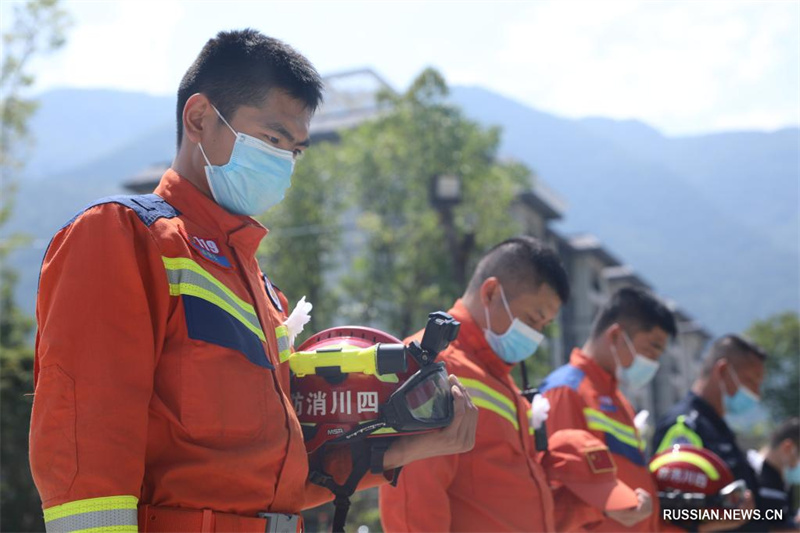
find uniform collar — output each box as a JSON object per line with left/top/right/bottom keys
{"left": 155, "top": 169, "right": 268, "bottom": 256}
{"left": 569, "top": 348, "right": 618, "bottom": 394}
{"left": 448, "top": 299, "right": 515, "bottom": 378}
{"left": 757, "top": 453, "right": 787, "bottom": 489}
{"left": 688, "top": 391, "right": 735, "bottom": 438}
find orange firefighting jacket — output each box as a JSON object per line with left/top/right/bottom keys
{"left": 30, "top": 169, "right": 389, "bottom": 531}
{"left": 379, "top": 300, "right": 555, "bottom": 532}
{"left": 540, "top": 349, "right": 661, "bottom": 532}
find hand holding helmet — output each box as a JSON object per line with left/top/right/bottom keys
{"left": 384, "top": 373, "right": 478, "bottom": 469}
{"left": 604, "top": 488, "right": 653, "bottom": 527}
{"left": 289, "top": 311, "right": 476, "bottom": 532}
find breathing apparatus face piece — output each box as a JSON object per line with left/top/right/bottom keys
{"left": 381, "top": 362, "right": 453, "bottom": 431}
{"left": 340, "top": 361, "right": 454, "bottom": 442}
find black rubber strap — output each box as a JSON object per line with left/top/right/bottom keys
{"left": 520, "top": 360, "right": 530, "bottom": 392}
{"left": 369, "top": 440, "right": 391, "bottom": 474}
{"left": 331, "top": 494, "right": 352, "bottom": 533}
{"left": 308, "top": 441, "right": 374, "bottom": 533}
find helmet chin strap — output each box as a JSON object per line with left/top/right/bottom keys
{"left": 308, "top": 439, "right": 398, "bottom": 533}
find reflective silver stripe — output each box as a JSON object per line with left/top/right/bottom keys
{"left": 277, "top": 333, "right": 291, "bottom": 354}
{"left": 463, "top": 386, "right": 519, "bottom": 429}
{"left": 760, "top": 487, "right": 788, "bottom": 500}
{"left": 164, "top": 267, "right": 262, "bottom": 334}
{"left": 45, "top": 508, "right": 137, "bottom": 532}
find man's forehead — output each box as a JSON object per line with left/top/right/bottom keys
{"left": 743, "top": 356, "right": 766, "bottom": 376}
{"left": 730, "top": 353, "right": 765, "bottom": 374}
{"left": 513, "top": 283, "right": 561, "bottom": 313}
{"left": 235, "top": 90, "right": 313, "bottom": 128}
{"left": 635, "top": 326, "right": 669, "bottom": 346}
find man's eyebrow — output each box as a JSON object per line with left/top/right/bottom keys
{"left": 266, "top": 122, "right": 311, "bottom": 147}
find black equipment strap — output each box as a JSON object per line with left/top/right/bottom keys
{"left": 308, "top": 440, "right": 385, "bottom": 533}
{"left": 518, "top": 361, "right": 549, "bottom": 451}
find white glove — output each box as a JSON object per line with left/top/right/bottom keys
{"left": 531, "top": 394, "right": 550, "bottom": 430}
{"left": 634, "top": 409, "right": 651, "bottom": 438}
{"left": 284, "top": 296, "right": 313, "bottom": 345}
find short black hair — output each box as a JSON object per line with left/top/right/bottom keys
{"left": 466, "top": 236, "right": 570, "bottom": 304}
{"left": 589, "top": 286, "right": 677, "bottom": 340}
{"left": 176, "top": 29, "right": 323, "bottom": 147}
{"left": 770, "top": 418, "right": 800, "bottom": 449}
{"left": 700, "top": 334, "right": 768, "bottom": 377}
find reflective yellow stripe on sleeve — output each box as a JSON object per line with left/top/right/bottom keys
{"left": 583, "top": 408, "right": 641, "bottom": 449}
{"left": 43, "top": 495, "right": 138, "bottom": 533}
{"left": 276, "top": 325, "right": 292, "bottom": 363}
{"left": 460, "top": 377, "right": 519, "bottom": 431}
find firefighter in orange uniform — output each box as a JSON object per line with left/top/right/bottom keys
{"left": 380, "top": 236, "right": 570, "bottom": 532}
{"left": 540, "top": 286, "right": 677, "bottom": 532}
{"left": 29, "top": 30, "right": 477, "bottom": 533}
{"left": 541, "top": 429, "right": 640, "bottom": 532}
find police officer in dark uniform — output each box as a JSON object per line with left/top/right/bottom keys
{"left": 654, "top": 334, "right": 767, "bottom": 532}
{"left": 747, "top": 418, "right": 800, "bottom": 531}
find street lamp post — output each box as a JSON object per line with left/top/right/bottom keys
{"left": 430, "top": 174, "right": 474, "bottom": 287}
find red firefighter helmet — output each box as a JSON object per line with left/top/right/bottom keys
{"left": 290, "top": 313, "right": 460, "bottom": 533}
{"left": 650, "top": 444, "right": 747, "bottom": 510}
{"left": 291, "top": 325, "right": 453, "bottom": 454}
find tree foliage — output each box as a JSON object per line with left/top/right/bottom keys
{"left": 1, "top": 1, "right": 70, "bottom": 531}
{"left": 338, "top": 68, "right": 528, "bottom": 338}
{"left": 1, "top": 0, "right": 70, "bottom": 204}
{"left": 745, "top": 311, "right": 800, "bottom": 422}
{"left": 258, "top": 140, "right": 348, "bottom": 339}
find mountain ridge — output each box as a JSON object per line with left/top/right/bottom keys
{"left": 5, "top": 86, "right": 798, "bottom": 336}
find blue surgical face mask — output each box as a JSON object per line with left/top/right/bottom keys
{"left": 483, "top": 285, "right": 545, "bottom": 364}
{"left": 611, "top": 331, "right": 660, "bottom": 390}
{"left": 785, "top": 460, "right": 800, "bottom": 485}
{"left": 722, "top": 366, "right": 760, "bottom": 416}
{"left": 198, "top": 105, "right": 295, "bottom": 216}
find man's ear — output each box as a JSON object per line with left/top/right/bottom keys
{"left": 605, "top": 323, "right": 622, "bottom": 345}
{"left": 715, "top": 358, "right": 735, "bottom": 390}
{"left": 479, "top": 277, "right": 499, "bottom": 308}
{"left": 182, "top": 93, "right": 212, "bottom": 145}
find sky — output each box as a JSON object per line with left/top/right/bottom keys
{"left": 2, "top": 0, "right": 799, "bottom": 136}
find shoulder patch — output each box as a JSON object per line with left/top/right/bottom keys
{"left": 262, "top": 273, "right": 283, "bottom": 313}
{"left": 540, "top": 364, "right": 585, "bottom": 392}
{"left": 62, "top": 193, "right": 179, "bottom": 230}
{"left": 40, "top": 194, "right": 180, "bottom": 294}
